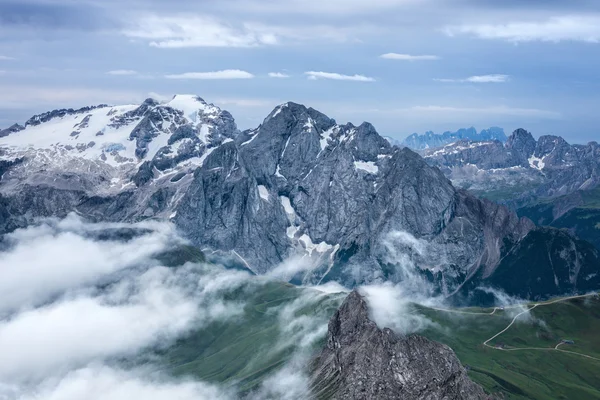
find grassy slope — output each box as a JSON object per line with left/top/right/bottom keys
{"left": 149, "top": 246, "right": 600, "bottom": 399}
{"left": 146, "top": 281, "right": 344, "bottom": 394}
{"left": 418, "top": 296, "right": 600, "bottom": 400}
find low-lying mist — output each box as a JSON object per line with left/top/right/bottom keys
{"left": 0, "top": 215, "right": 343, "bottom": 399}
{"left": 0, "top": 219, "right": 529, "bottom": 399}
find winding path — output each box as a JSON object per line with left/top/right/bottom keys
{"left": 477, "top": 293, "right": 600, "bottom": 362}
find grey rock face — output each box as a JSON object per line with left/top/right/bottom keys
{"left": 311, "top": 290, "right": 490, "bottom": 400}
{"left": 0, "top": 123, "right": 25, "bottom": 138}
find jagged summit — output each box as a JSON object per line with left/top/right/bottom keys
{"left": 310, "top": 290, "right": 490, "bottom": 399}
{"left": 424, "top": 127, "right": 600, "bottom": 204}
{"left": 402, "top": 126, "right": 506, "bottom": 150}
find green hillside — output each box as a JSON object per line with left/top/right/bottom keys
{"left": 418, "top": 295, "right": 600, "bottom": 400}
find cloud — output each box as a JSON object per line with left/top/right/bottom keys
{"left": 0, "top": 215, "right": 343, "bottom": 399}
{"left": 380, "top": 53, "right": 439, "bottom": 61}
{"left": 360, "top": 283, "right": 437, "bottom": 334}
{"left": 0, "top": 215, "right": 180, "bottom": 315}
{"left": 0, "top": 216, "right": 252, "bottom": 384}
{"left": 165, "top": 70, "right": 254, "bottom": 80}
{"left": 434, "top": 74, "right": 510, "bottom": 83}
{"left": 268, "top": 72, "right": 290, "bottom": 78}
{"left": 0, "top": 55, "right": 15, "bottom": 61}
{"left": 407, "top": 104, "right": 560, "bottom": 118}
{"left": 214, "top": 97, "right": 274, "bottom": 107}
{"left": 265, "top": 255, "right": 314, "bottom": 281}
{"left": 123, "top": 15, "right": 278, "bottom": 48}
{"left": 305, "top": 71, "right": 375, "bottom": 82}
{"left": 107, "top": 70, "right": 138, "bottom": 76}
{"left": 0, "top": 85, "right": 142, "bottom": 109}
{"left": 13, "top": 365, "right": 232, "bottom": 400}
{"left": 444, "top": 15, "right": 600, "bottom": 43}
{"left": 225, "top": 0, "right": 416, "bottom": 15}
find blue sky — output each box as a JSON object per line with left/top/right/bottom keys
{"left": 1, "top": 0, "right": 600, "bottom": 143}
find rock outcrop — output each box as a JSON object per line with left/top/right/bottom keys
{"left": 310, "top": 290, "right": 491, "bottom": 399}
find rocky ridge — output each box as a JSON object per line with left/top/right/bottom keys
{"left": 402, "top": 126, "right": 506, "bottom": 150}
{"left": 424, "top": 128, "right": 600, "bottom": 206}
{"left": 310, "top": 290, "right": 491, "bottom": 399}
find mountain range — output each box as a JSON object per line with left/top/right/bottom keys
{"left": 423, "top": 129, "right": 600, "bottom": 205}
{"left": 401, "top": 127, "right": 507, "bottom": 150}
{"left": 1, "top": 96, "right": 599, "bottom": 303}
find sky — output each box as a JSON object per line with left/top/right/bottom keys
{"left": 1, "top": 0, "right": 600, "bottom": 143}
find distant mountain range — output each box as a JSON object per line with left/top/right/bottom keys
{"left": 1, "top": 97, "right": 599, "bottom": 303}
{"left": 423, "top": 128, "right": 600, "bottom": 205}
{"left": 401, "top": 126, "right": 507, "bottom": 150}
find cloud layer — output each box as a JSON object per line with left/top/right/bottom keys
{"left": 380, "top": 53, "right": 439, "bottom": 61}
{"left": 444, "top": 15, "right": 600, "bottom": 43}
{"left": 165, "top": 70, "right": 255, "bottom": 80}
{"left": 305, "top": 71, "right": 375, "bottom": 82}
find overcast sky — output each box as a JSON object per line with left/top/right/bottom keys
{"left": 1, "top": 0, "right": 600, "bottom": 142}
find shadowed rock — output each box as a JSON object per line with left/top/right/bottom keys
{"left": 310, "top": 290, "right": 492, "bottom": 399}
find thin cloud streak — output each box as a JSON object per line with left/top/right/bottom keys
{"left": 434, "top": 74, "right": 510, "bottom": 83}
{"left": 123, "top": 15, "right": 278, "bottom": 48}
{"left": 165, "top": 70, "right": 255, "bottom": 80}
{"left": 107, "top": 70, "right": 138, "bottom": 76}
{"left": 444, "top": 15, "right": 600, "bottom": 43}
{"left": 268, "top": 72, "right": 290, "bottom": 78}
{"left": 380, "top": 53, "right": 439, "bottom": 61}
{"left": 305, "top": 71, "right": 375, "bottom": 82}
{"left": 407, "top": 105, "right": 560, "bottom": 118}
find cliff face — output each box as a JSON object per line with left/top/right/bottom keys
{"left": 310, "top": 290, "right": 491, "bottom": 399}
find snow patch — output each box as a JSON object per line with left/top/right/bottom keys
{"left": 354, "top": 161, "right": 378, "bottom": 174}
{"left": 280, "top": 196, "right": 296, "bottom": 217}
{"left": 257, "top": 185, "right": 269, "bottom": 201}
{"left": 528, "top": 155, "right": 546, "bottom": 170}
{"left": 320, "top": 126, "right": 337, "bottom": 151}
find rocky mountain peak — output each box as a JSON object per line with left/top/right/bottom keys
{"left": 311, "top": 290, "right": 491, "bottom": 399}
{"left": 506, "top": 128, "right": 535, "bottom": 150}
{"left": 0, "top": 123, "right": 24, "bottom": 138}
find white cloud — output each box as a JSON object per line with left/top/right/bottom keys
{"left": 107, "top": 70, "right": 138, "bottom": 76}
{"left": 123, "top": 15, "right": 278, "bottom": 48}
{"left": 434, "top": 74, "right": 510, "bottom": 83}
{"left": 214, "top": 97, "right": 274, "bottom": 107}
{"left": 165, "top": 70, "right": 254, "bottom": 80}
{"left": 360, "top": 283, "right": 437, "bottom": 334}
{"left": 407, "top": 105, "right": 560, "bottom": 118}
{"left": 15, "top": 366, "right": 232, "bottom": 400}
{"left": 305, "top": 71, "right": 375, "bottom": 82}
{"left": 0, "top": 56, "right": 15, "bottom": 61}
{"left": 0, "top": 215, "right": 179, "bottom": 315}
{"left": 228, "top": 0, "right": 416, "bottom": 15}
{"left": 268, "top": 72, "right": 290, "bottom": 78}
{"left": 0, "top": 268, "right": 198, "bottom": 381}
{"left": 444, "top": 15, "right": 600, "bottom": 43}
{"left": 0, "top": 85, "right": 142, "bottom": 109}
{"left": 380, "top": 53, "right": 439, "bottom": 61}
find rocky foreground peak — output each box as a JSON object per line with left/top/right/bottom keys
{"left": 310, "top": 290, "right": 491, "bottom": 399}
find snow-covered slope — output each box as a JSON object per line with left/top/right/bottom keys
{"left": 0, "top": 95, "right": 237, "bottom": 194}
